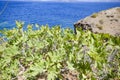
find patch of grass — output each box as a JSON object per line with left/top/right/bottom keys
{"left": 96, "top": 24, "right": 103, "bottom": 30}
{"left": 91, "top": 13, "right": 98, "bottom": 18}
{"left": 99, "top": 19, "right": 104, "bottom": 24}
{"left": 110, "top": 19, "right": 118, "bottom": 22}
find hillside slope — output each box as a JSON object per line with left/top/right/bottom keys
{"left": 74, "top": 7, "right": 120, "bottom": 36}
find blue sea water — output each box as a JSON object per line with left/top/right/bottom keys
{"left": 0, "top": 1, "right": 120, "bottom": 30}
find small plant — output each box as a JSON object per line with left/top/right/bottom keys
{"left": 110, "top": 19, "right": 118, "bottom": 22}
{"left": 91, "top": 13, "right": 98, "bottom": 18}
{"left": 96, "top": 24, "right": 103, "bottom": 30}
{"left": 99, "top": 19, "right": 104, "bottom": 24}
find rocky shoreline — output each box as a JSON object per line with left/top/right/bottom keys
{"left": 74, "top": 7, "right": 120, "bottom": 36}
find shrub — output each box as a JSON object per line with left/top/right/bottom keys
{"left": 91, "top": 13, "right": 98, "bottom": 18}
{"left": 0, "top": 21, "right": 120, "bottom": 80}
{"left": 99, "top": 19, "right": 104, "bottom": 24}
{"left": 96, "top": 24, "right": 103, "bottom": 30}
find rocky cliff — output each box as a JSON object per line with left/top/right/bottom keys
{"left": 74, "top": 7, "right": 120, "bottom": 36}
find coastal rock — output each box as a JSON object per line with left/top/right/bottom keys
{"left": 74, "top": 7, "right": 120, "bottom": 36}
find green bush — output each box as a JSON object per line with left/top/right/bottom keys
{"left": 0, "top": 21, "right": 120, "bottom": 80}
{"left": 91, "top": 13, "right": 98, "bottom": 18}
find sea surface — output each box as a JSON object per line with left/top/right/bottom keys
{"left": 0, "top": 1, "right": 120, "bottom": 30}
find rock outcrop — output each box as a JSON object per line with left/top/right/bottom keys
{"left": 74, "top": 7, "right": 120, "bottom": 36}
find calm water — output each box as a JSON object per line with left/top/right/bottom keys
{"left": 0, "top": 1, "right": 120, "bottom": 29}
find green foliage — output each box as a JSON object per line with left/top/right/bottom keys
{"left": 91, "top": 13, "right": 98, "bottom": 18}
{"left": 0, "top": 21, "right": 120, "bottom": 80}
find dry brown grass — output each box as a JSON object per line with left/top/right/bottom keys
{"left": 96, "top": 24, "right": 103, "bottom": 30}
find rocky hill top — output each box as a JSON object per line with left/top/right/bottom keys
{"left": 74, "top": 7, "right": 120, "bottom": 36}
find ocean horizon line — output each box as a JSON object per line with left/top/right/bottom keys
{"left": 0, "top": 0, "right": 120, "bottom": 3}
